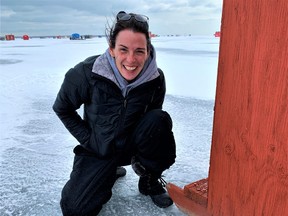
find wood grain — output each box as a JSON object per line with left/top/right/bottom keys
{"left": 208, "top": 0, "right": 288, "bottom": 215}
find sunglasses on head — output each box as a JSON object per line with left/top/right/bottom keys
{"left": 117, "top": 12, "right": 149, "bottom": 24}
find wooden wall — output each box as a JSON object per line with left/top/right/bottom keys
{"left": 208, "top": 0, "right": 288, "bottom": 215}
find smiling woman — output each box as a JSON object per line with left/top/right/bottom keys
{"left": 52, "top": 11, "right": 176, "bottom": 215}
{"left": 109, "top": 30, "right": 149, "bottom": 81}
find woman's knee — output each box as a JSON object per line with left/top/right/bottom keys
{"left": 59, "top": 155, "right": 116, "bottom": 215}
{"left": 133, "top": 109, "right": 176, "bottom": 155}
{"left": 142, "top": 109, "right": 173, "bottom": 130}
{"left": 60, "top": 190, "right": 110, "bottom": 216}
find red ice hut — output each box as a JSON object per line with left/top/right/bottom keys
{"left": 167, "top": 0, "right": 288, "bottom": 215}
{"left": 5, "top": 34, "right": 15, "bottom": 41}
{"left": 23, "top": 35, "right": 29, "bottom": 40}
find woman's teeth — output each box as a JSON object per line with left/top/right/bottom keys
{"left": 125, "top": 66, "right": 136, "bottom": 71}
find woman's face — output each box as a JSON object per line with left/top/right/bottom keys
{"left": 109, "top": 29, "right": 149, "bottom": 81}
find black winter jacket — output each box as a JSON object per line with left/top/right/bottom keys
{"left": 53, "top": 55, "right": 166, "bottom": 158}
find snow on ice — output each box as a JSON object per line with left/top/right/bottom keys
{"left": 0, "top": 36, "right": 219, "bottom": 215}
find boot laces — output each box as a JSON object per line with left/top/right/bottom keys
{"left": 142, "top": 174, "right": 166, "bottom": 195}
{"left": 159, "top": 176, "right": 167, "bottom": 187}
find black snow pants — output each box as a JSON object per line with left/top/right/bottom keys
{"left": 60, "top": 109, "right": 176, "bottom": 216}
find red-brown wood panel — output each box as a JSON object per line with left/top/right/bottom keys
{"left": 208, "top": 0, "right": 288, "bottom": 215}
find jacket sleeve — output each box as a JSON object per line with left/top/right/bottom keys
{"left": 52, "top": 64, "right": 91, "bottom": 145}
{"left": 150, "top": 68, "right": 166, "bottom": 109}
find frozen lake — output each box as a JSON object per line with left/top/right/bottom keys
{"left": 0, "top": 36, "right": 219, "bottom": 215}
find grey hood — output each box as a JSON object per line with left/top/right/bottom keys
{"left": 92, "top": 46, "right": 159, "bottom": 97}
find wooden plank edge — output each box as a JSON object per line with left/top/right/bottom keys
{"left": 166, "top": 183, "right": 210, "bottom": 216}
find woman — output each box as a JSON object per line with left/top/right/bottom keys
{"left": 53, "top": 11, "right": 176, "bottom": 215}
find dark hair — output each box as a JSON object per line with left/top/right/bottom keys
{"left": 106, "top": 11, "right": 151, "bottom": 51}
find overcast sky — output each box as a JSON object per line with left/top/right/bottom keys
{"left": 1, "top": 0, "right": 223, "bottom": 37}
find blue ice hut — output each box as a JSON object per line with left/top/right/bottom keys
{"left": 70, "top": 33, "right": 80, "bottom": 40}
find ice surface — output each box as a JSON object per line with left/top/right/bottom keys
{"left": 0, "top": 36, "right": 219, "bottom": 215}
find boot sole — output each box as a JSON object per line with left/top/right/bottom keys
{"left": 139, "top": 190, "right": 173, "bottom": 208}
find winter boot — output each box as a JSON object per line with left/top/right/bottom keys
{"left": 138, "top": 174, "right": 173, "bottom": 208}
{"left": 131, "top": 156, "right": 173, "bottom": 208}
{"left": 116, "top": 166, "right": 126, "bottom": 179}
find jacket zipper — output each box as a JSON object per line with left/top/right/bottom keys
{"left": 115, "top": 97, "right": 128, "bottom": 135}
{"left": 143, "top": 89, "right": 156, "bottom": 113}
